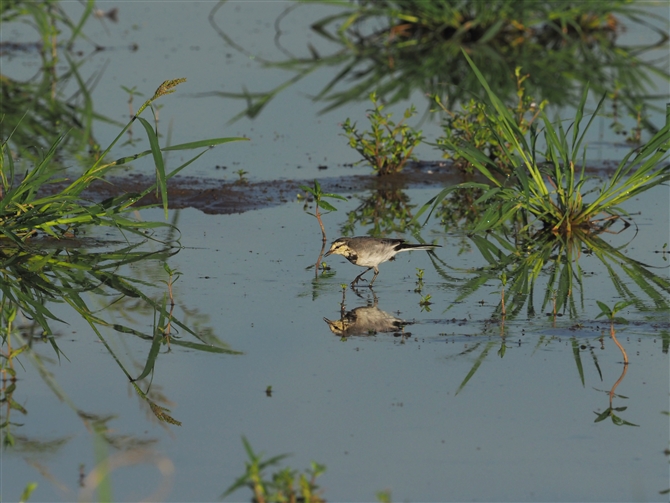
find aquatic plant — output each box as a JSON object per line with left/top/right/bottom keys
{"left": 342, "top": 92, "right": 422, "bottom": 175}
{"left": 300, "top": 179, "right": 347, "bottom": 245}
{"left": 595, "top": 300, "right": 633, "bottom": 328}
{"left": 0, "top": 79, "right": 246, "bottom": 435}
{"left": 435, "top": 68, "right": 547, "bottom": 174}
{"left": 418, "top": 53, "right": 670, "bottom": 236}
{"left": 414, "top": 267, "right": 424, "bottom": 293}
{"left": 1, "top": 79, "right": 247, "bottom": 244}
{"left": 299, "top": 179, "right": 347, "bottom": 275}
{"left": 222, "top": 437, "right": 326, "bottom": 503}
{"left": 419, "top": 293, "right": 432, "bottom": 312}
{"left": 234, "top": 169, "right": 250, "bottom": 185}
{"left": 591, "top": 300, "right": 638, "bottom": 427}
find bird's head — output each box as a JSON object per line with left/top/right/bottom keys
{"left": 325, "top": 238, "right": 350, "bottom": 257}
{"left": 323, "top": 317, "right": 347, "bottom": 335}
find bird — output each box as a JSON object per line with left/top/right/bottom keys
{"left": 324, "top": 236, "right": 440, "bottom": 287}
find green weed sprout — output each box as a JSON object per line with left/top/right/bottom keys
{"left": 419, "top": 294, "right": 432, "bottom": 312}
{"left": 596, "top": 299, "right": 631, "bottom": 364}
{"left": 222, "top": 437, "right": 326, "bottom": 503}
{"left": 162, "top": 263, "right": 182, "bottom": 296}
{"left": 593, "top": 300, "right": 636, "bottom": 426}
{"left": 300, "top": 180, "right": 347, "bottom": 245}
{"left": 595, "top": 300, "right": 633, "bottom": 326}
{"left": 300, "top": 180, "right": 346, "bottom": 278}
{"left": 414, "top": 268, "right": 424, "bottom": 293}
{"left": 234, "top": 169, "right": 249, "bottom": 185}
{"left": 342, "top": 92, "right": 423, "bottom": 175}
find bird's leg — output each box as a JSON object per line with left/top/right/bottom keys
{"left": 368, "top": 267, "right": 380, "bottom": 287}
{"left": 351, "top": 267, "right": 372, "bottom": 287}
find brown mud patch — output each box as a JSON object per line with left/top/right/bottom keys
{"left": 45, "top": 160, "right": 622, "bottom": 215}
{"left": 64, "top": 163, "right": 469, "bottom": 214}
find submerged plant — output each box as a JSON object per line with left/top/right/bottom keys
{"left": 341, "top": 92, "right": 423, "bottom": 175}
{"left": 418, "top": 52, "right": 670, "bottom": 236}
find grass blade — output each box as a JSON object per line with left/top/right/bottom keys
{"left": 137, "top": 116, "right": 167, "bottom": 218}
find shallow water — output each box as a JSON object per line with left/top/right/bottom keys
{"left": 2, "top": 2, "right": 670, "bottom": 502}
{"left": 3, "top": 1, "right": 669, "bottom": 179}
{"left": 3, "top": 184, "right": 669, "bottom": 502}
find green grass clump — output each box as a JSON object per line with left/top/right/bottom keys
{"left": 435, "top": 68, "right": 547, "bottom": 174}
{"left": 222, "top": 437, "right": 326, "bottom": 503}
{"left": 0, "top": 79, "right": 247, "bottom": 245}
{"left": 0, "top": 80, "right": 246, "bottom": 415}
{"left": 418, "top": 52, "right": 670, "bottom": 236}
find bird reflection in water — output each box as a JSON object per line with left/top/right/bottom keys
{"left": 323, "top": 292, "right": 411, "bottom": 338}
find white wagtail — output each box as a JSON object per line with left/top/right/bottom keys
{"left": 325, "top": 236, "right": 440, "bottom": 287}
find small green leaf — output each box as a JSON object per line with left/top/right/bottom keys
{"left": 317, "top": 200, "right": 338, "bottom": 212}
